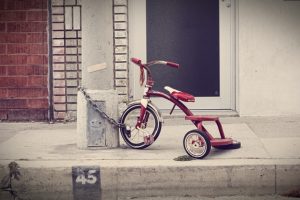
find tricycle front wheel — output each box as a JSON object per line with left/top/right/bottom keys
{"left": 183, "top": 130, "right": 211, "bottom": 159}
{"left": 119, "top": 103, "right": 162, "bottom": 149}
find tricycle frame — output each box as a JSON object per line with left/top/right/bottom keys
{"left": 143, "top": 85, "right": 234, "bottom": 147}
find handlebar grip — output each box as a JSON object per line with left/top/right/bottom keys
{"left": 166, "top": 62, "right": 179, "bottom": 68}
{"left": 131, "top": 57, "right": 142, "bottom": 65}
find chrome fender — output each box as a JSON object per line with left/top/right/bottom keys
{"left": 126, "top": 100, "right": 163, "bottom": 123}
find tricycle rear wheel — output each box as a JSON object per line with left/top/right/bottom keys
{"left": 183, "top": 130, "right": 211, "bottom": 159}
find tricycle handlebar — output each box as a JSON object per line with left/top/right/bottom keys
{"left": 130, "top": 57, "right": 179, "bottom": 86}
{"left": 131, "top": 58, "right": 179, "bottom": 69}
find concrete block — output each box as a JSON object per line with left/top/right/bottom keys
{"left": 99, "top": 165, "right": 279, "bottom": 198}
{"left": 77, "top": 89, "right": 119, "bottom": 149}
{"left": 52, "top": 0, "right": 64, "bottom": 6}
{"left": 114, "top": 0, "right": 127, "bottom": 6}
{"left": 52, "top": 7, "right": 64, "bottom": 14}
{"left": 118, "top": 94, "right": 128, "bottom": 103}
{"left": 115, "top": 62, "right": 127, "bottom": 70}
{"left": 116, "top": 71, "right": 127, "bottom": 78}
{"left": 115, "top": 46, "right": 127, "bottom": 53}
{"left": 276, "top": 165, "right": 300, "bottom": 194}
{"left": 52, "top": 15, "right": 64, "bottom": 23}
{"left": 52, "top": 23, "right": 64, "bottom": 31}
{"left": 66, "top": 39, "right": 78, "bottom": 46}
{"left": 65, "top": 7, "right": 73, "bottom": 30}
{"left": 67, "top": 95, "right": 77, "bottom": 103}
{"left": 67, "top": 88, "right": 78, "bottom": 95}
{"left": 114, "top": 31, "right": 127, "bottom": 38}
{"left": 66, "top": 80, "right": 78, "bottom": 87}
{"left": 73, "top": 6, "right": 81, "bottom": 30}
{"left": 66, "top": 63, "right": 77, "bottom": 70}
{"left": 114, "top": 14, "right": 127, "bottom": 22}
{"left": 52, "top": 39, "right": 64, "bottom": 46}
{"left": 116, "top": 87, "right": 127, "bottom": 95}
{"left": 65, "top": 0, "right": 76, "bottom": 5}
{"left": 115, "top": 54, "right": 127, "bottom": 62}
{"left": 66, "top": 31, "right": 77, "bottom": 38}
{"left": 115, "top": 38, "right": 127, "bottom": 45}
{"left": 52, "top": 31, "right": 64, "bottom": 39}
{"left": 114, "top": 22, "right": 127, "bottom": 30}
{"left": 230, "top": 165, "right": 275, "bottom": 195}
{"left": 115, "top": 79, "right": 127, "bottom": 87}
{"left": 114, "top": 6, "right": 127, "bottom": 14}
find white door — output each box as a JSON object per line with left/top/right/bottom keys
{"left": 128, "top": 0, "right": 235, "bottom": 110}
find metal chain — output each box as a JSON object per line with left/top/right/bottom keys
{"left": 78, "top": 87, "right": 125, "bottom": 128}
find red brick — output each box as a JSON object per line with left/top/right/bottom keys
{"left": 7, "top": 109, "right": 48, "bottom": 121}
{"left": 8, "top": 65, "right": 48, "bottom": 76}
{"left": 6, "top": 0, "right": 27, "bottom": 10}
{"left": 27, "top": 11, "right": 47, "bottom": 21}
{"left": 7, "top": 22, "right": 47, "bottom": 32}
{"left": 27, "top": 55, "right": 45, "bottom": 64}
{"left": 7, "top": 66, "right": 27, "bottom": 75}
{"left": 27, "top": 98, "right": 48, "bottom": 109}
{"left": 0, "top": 23, "right": 5, "bottom": 32}
{"left": 0, "top": 1, "right": 5, "bottom": 10}
{"left": 0, "top": 99, "right": 27, "bottom": 109}
{"left": 7, "top": 43, "right": 28, "bottom": 54}
{"left": 43, "top": 55, "right": 48, "bottom": 63}
{"left": 0, "top": 76, "right": 27, "bottom": 87}
{"left": 0, "top": 33, "right": 27, "bottom": 43}
{"left": 26, "top": 32, "right": 47, "bottom": 43}
{"left": 6, "top": 0, "right": 48, "bottom": 10}
{"left": 28, "top": 43, "right": 48, "bottom": 54}
{"left": 0, "top": 11, "right": 26, "bottom": 22}
{"left": 0, "top": 55, "right": 27, "bottom": 65}
{"left": 31, "top": 65, "right": 48, "bottom": 75}
{"left": 7, "top": 43, "right": 47, "bottom": 54}
{"left": 27, "top": 76, "right": 47, "bottom": 87}
{"left": 7, "top": 88, "right": 48, "bottom": 98}
{"left": 0, "top": 110, "right": 8, "bottom": 120}
{"left": 0, "top": 88, "right": 7, "bottom": 98}
{"left": 0, "top": 66, "right": 6, "bottom": 75}
{"left": 0, "top": 44, "right": 6, "bottom": 54}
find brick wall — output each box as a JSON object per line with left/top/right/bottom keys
{"left": 0, "top": 0, "right": 49, "bottom": 121}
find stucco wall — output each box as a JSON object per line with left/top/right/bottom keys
{"left": 238, "top": 0, "right": 300, "bottom": 116}
{"left": 81, "top": 0, "right": 114, "bottom": 90}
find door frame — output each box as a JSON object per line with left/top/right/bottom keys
{"left": 128, "top": 0, "right": 237, "bottom": 111}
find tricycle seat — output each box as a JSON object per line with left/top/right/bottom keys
{"left": 164, "top": 86, "right": 195, "bottom": 102}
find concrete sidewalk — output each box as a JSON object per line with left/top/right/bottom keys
{"left": 0, "top": 116, "right": 300, "bottom": 200}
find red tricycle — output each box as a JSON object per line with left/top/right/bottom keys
{"left": 119, "top": 58, "right": 241, "bottom": 159}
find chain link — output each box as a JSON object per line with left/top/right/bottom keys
{"left": 78, "top": 87, "right": 125, "bottom": 128}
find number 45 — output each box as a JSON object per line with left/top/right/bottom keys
{"left": 76, "top": 170, "right": 97, "bottom": 185}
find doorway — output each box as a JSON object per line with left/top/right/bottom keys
{"left": 129, "top": 0, "right": 235, "bottom": 110}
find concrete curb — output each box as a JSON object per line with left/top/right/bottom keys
{"left": 1, "top": 160, "right": 299, "bottom": 200}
